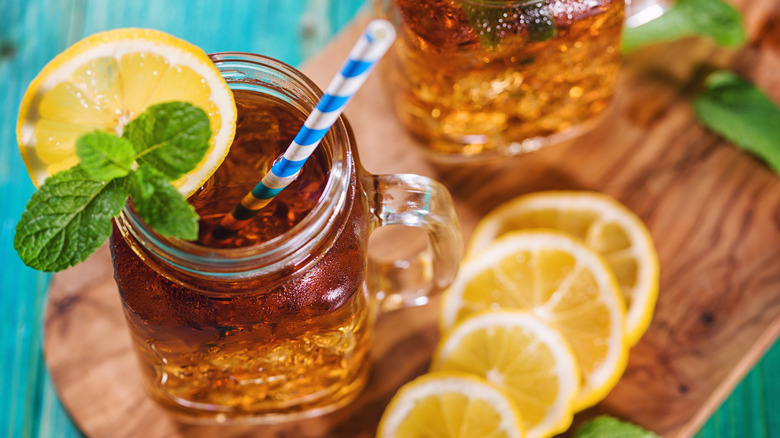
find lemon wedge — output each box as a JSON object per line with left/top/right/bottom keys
{"left": 432, "top": 311, "right": 580, "bottom": 438}
{"left": 468, "top": 191, "right": 659, "bottom": 346}
{"left": 377, "top": 372, "right": 525, "bottom": 438}
{"left": 441, "top": 230, "right": 628, "bottom": 411}
{"left": 17, "top": 28, "right": 237, "bottom": 197}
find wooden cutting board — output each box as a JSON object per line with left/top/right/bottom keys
{"left": 43, "top": 4, "right": 780, "bottom": 437}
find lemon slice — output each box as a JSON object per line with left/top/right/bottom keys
{"left": 441, "top": 230, "right": 628, "bottom": 411}
{"left": 468, "top": 191, "right": 659, "bottom": 346}
{"left": 432, "top": 311, "right": 580, "bottom": 438}
{"left": 377, "top": 372, "right": 525, "bottom": 438}
{"left": 17, "top": 28, "right": 237, "bottom": 197}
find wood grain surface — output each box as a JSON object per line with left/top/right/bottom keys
{"left": 43, "top": 4, "right": 780, "bottom": 437}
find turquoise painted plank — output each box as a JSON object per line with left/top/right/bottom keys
{"left": 766, "top": 343, "right": 780, "bottom": 437}
{"left": 2, "top": 0, "right": 84, "bottom": 436}
{"left": 74, "top": 0, "right": 367, "bottom": 68}
{"left": 697, "top": 341, "right": 780, "bottom": 438}
{"left": 1, "top": 1, "right": 65, "bottom": 437}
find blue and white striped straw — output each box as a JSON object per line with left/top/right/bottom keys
{"left": 214, "top": 19, "right": 396, "bottom": 239}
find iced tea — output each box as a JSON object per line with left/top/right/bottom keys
{"left": 111, "top": 90, "right": 373, "bottom": 422}
{"left": 375, "top": 0, "right": 625, "bottom": 160}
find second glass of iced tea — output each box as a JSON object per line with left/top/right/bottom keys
{"left": 109, "top": 53, "right": 462, "bottom": 424}
{"left": 374, "top": 0, "right": 625, "bottom": 162}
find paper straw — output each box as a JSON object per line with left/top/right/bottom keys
{"left": 212, "top": 19, "right": 396, "bottom": 241}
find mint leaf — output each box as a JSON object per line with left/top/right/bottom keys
{"left": 76, "top": 131, "right": 135, "bottom": 180}
{"left": 622, "top": 0, "right": 746, "bottom": 52}
{"left": 518, "top": 3, "right": 556, "bottom": 43}
{"left": 573, "top": 416, "right": 660, "bottom": 438}
{"left": 123, "top": 101, "right": 211, "bottom": 180}
{"left": 14, "top": 166, "right": 131, "bottom": 272}
{"left": 693, "top": 71, "right": 780, "bottom": 174}
{"left": 130, "top": 164, "right": 199, "bottom": 240}
{"left": 459, "top": 1, "right": 556, "bottom": 50}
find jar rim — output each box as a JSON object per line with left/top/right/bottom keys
{"left": 116, "top": 52, "right": 353, "bottom": 280}
{"left": 458, "top": 0, "right": 611, "bottom": 7}
{"left": 458, "top": 0, "right": 550, "bottom": 7}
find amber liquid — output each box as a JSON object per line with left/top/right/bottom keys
{"left": 378, "top": 0, "right": 625, "bottom": 158}
{"left": 110, "top": 91, "right": 372, "bottom": 422}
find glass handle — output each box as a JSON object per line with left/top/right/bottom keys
{"left": 367, "top": 173, "right": 463, "bottom": 312}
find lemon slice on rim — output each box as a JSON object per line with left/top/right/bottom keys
{"left": 377, "top": 372, "right": 525, "bottom": 438}
{"left": 17, "top": 28, "right": 237, "bottom": 197}
{"left": 441, "top": 230, "right": 628, "bottom": 411}
{"left": 468, "top": 191, "right": 659, "bottom": 346}
{"left": 432, "top": 311, "right": 580, "bottom": 438}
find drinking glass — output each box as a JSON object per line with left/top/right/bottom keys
{"left": 109, "top": 53, "right": 462, "bottom": 424}
{"left": 374, "top": 0, "right": 626, "bottom": 162}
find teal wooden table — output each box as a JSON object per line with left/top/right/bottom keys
{"left": 1, "top": 1, "right": 778, "bottom": 437}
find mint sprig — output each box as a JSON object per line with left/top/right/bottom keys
{"left": 573, "top": 415, "right": 661, "bottom": 438}
{"left": 621, "top": 1, "right": 777, "bottom": 174}
{"left": 693, "top": 71, "right": 780, "bottom": 174}
{"left": 15, "top": 101, "right": 210, "bottom": 272}
{"left": 623, "top": 0, "right": 746, "bottom": 52}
